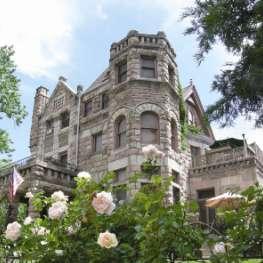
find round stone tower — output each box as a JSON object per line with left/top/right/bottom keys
{"left": 101, "top": 30, "right": 191, "bottom": 201}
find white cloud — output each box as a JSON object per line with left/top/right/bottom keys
{"left": 213, "top": 117, "right": 263, "bottom": 150}
{"left": 0, "top": 0, "right": 77, "bottom": 78}
{"left": 137, "top": 0, "right": 194, "bottom": 30}
{"left": 95, "top": 2, "right": 108, "bottom": 20}
{"left": 0, "top": 0, "right": 110, "bottom": 78}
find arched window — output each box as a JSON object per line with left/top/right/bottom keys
{"left": 141, "top": 111, "right": 159, "bottom": 144}
{"left": 115, "top": 116, "right": 127, "bottom": 148}
{"left": 171, "top": 119, "right": 178, "bottom": 151}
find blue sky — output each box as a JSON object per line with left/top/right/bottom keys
{"left": 0, "top": 0, "right": 262, "bottom": 161}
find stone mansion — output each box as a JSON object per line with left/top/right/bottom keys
{"left": 1, "top": 31, "right": 263, "bottom": 223}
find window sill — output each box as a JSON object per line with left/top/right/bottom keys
{"left": 114, "top": 145, "right": 128, "bottom": 152}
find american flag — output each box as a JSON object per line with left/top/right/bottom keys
{"left": 8, "top": 167, "right": 24, "bottom": 202}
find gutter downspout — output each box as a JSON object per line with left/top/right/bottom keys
{"left": 75, "top": 85, "right": 83, "bottom": 168}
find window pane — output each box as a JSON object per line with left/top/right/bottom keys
{"left": 94, "top": 132, "right": 102, "bottom": 152}
{"left": 119, "top": 73, "right": 127, "bottom": 83}
{"left": 115, "top": 168, "right": 126, "bottom": 182}
{"left": 141, "top": 56, "right": 156, "bottom": 78}
{"left": 61, "top": 112, "right": 69, "bottom": 129}
{"left": 102, "top": 94, "right": 109, "bottom": 109}
{"left": 84, "top": 101, "right": 92, "bottom": 116}
{"left": 141, "top": 112, "right": 158, "bottom": 129}
{"left": 120, "top": 63, "right": 127, "bottom": 74}
{"left": 119, "top": 132, "right": 127, "bottom": 147}
{"left": 116, "top": 116, "right": 127, "bottom": 148}
{"left": 141, "top": 129, "right": 157, "bottom": 144}
{"left": 141, "top": 57, "right": 155, "bottom": 68}
{"left": 54, "top": 96, "right": 64, "bottom": 110}
{"left": 117, "top": 61, "right": 127, "bottom": 83}
{"left": 118, "top": 118, "right": 126, "bottom": 133}
{"left": 197, "top": 188, "right": 215, "bottom": 199}
{"left": 116, "top": 189, "right": 126, "bottom": 201}
{"left": 115, "top": 186, "right": 127, "bottom": 202}
{"left": 168, "top": 66, "right": 175, "bottom": 85}
{"left": 173, "top": 187, "right": 180, "bottom": 202}
{"left": 141, "top": 68, "right": 155, "bottom": 78}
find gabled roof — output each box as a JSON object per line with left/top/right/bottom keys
{"left": 41, "top": 77, "right": 76, "bottom": 117}
{"left": 49, "top": 77, "right": 76, "bottom": 98}
{"left": 84, "top": 68, "right": 110, "bottom": 93}
{"left": 183, "top": 83, "right": 215, "bottom": 139}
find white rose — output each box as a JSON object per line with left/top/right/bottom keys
{"left": 32, "top": 226, "right": 50, "bottom": 236}
{"left": 77, "top": 171, "right": 91, "bottom": 181}
{"left": 97, "top": 231, "right": 118, "bottom": 249}
{"left": 92, "top": 191, "right": 115, "bottom": 215}
{"left": 55, "top": 250, "right": 64, "bottom": 256}
{"left": 25, "top": 192, "right": 34, "bottom": 199}
{"left": 142, "top": 144, "right": 164, "bottom": 160}
{"left": 66, "top": 225, "right": 75, "bottom": 235}
{"left": 66, "top": 221, "right": 81, "bottom": 235}
{"left": 40, "top": 240, "right": 48, "bottom": 245}
{"left": 48, "top": 201, "right": 68, "bottom": 220}
{"left": 5, "top": 222, "right": 21, "bottom": 241}
{"left": 51, "top": 191, "right": 68, "bottom": 203}
{"left": 13, "top": 251, "right": 22, "bottom": 257}
{"left": 24, "top": 216, "right": 33, "bottom": 225}
{"left": 213, "top": 242, "right": 226, "bottom": 254}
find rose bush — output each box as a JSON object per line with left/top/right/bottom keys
{"left": 0, "top": 146, "right": 262, "bottom": 262}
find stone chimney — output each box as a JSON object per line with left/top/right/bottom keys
{"left": 29, "top": 86, "right": 49, "bottom": 155}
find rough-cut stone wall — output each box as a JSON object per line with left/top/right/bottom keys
{"left": 189, "top": 158, "right": 258, "bottom": 200}
{"left": 30, "top": 80, "right": 79, "bottom": 166}
{"left": 29, "top": 31, "right": 215, "bottom": 202}
{"left": 76, "top": 31, "right": 195, "bottom": 200}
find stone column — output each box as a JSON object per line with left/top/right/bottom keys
{"left": 27, "top": 163, "right": 45, "bottom": 218}
{"left": 27, "top": 195, "right": 40, "bottom": 219}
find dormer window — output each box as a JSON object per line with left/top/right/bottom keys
{"left": 117, "top": 60, "right": 127, "bottom": 83}
{"left": 61, "top": 111, "right": 70, "bottom": 129}
{"left": 141, "top": 56, "right": 156, "bottom": 78}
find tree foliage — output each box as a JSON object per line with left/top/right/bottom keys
{"left": 183, "top": 0, "right": 263, "bottom": 127}
{"left": 0, "top": 162, "right": 204, "bottom": 263}
{"left": 0, "top": 46, "right": 27, "bottom": 154}
{"left": 0, "top": 160, "right": 262, "bottom": 262}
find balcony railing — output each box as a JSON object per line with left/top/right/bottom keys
{"left": 43, "top": 156, "right": 77, "bottom": 171}
{"left": 191, "top": 146, "right": 255, "bottom": 168}
{"left": 0, "top": 155, "right": 36, "bottom": 176}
